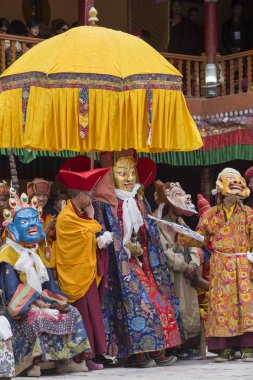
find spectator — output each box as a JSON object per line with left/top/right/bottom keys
{"left": 188, "top": 7, "right": 204, "bottom": 54}
{"left": 39, "top": 21, "right": 52, "bottom": 39}
{"left": 45, "top": 189, "right": 69, "bottom": 216}
{"left": 0, "top": 18, "right": 9, "bottom": 34}
{"left": 222, "top": 1, "right": 251, "bottom": 54}
{"left": 2, "top": 20, "right": 22, "bottom": 68}
{"left": 168, "top": 0, "right": 200, "bottom": 55}
{"left": 54, "top": 20, "right": 69, "bottom": 35}
{"left": 132, "top": 28, "right": 152, "bottom": 45}
{"left": 9, "top": 20, "right": 26, "bottom": 36}
{"left": 188, "top": 7, "right": 199, "bottom": 25}
{"left": 26, "top": 18, "right": 40, "bottom": 38}
{"left": 71, "top": 21, "right": 79, "bottom": 28}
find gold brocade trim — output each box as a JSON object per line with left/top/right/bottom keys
{"left": 1, "top": 72, "right": 182, "bottom": 91}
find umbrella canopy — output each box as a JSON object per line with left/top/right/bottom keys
{"left": 0, "top": 26, "right": 202, "bottom": 153}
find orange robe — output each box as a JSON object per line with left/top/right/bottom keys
{"left": 178, "top": 202, "right": 253, "bottom": 338}
{"left": 52, "top": 200, "right": 102, "bottom": 303}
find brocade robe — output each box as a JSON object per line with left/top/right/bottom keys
{"left": 93, "top": 195, "right": 182, "bottom": 359}
{"left": 178, "top": 202, "right": 253, "bottom": 338}
{"left": 0, "top": 243, "right": 90, "bottom": 375}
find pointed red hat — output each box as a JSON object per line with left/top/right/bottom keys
{"left": 59, "top": 155, "right": 91, "bottom": 172}
{"left": 244, "top": 166, "right": 253, "bottom": 180}
{"left": 136, "top": 157, "right": 157, "bottom": 189}
{"left": 57, "top": 168, "right": 109, "bottom": 191}
{"left": 197, "top": 194, "right": 211, "bottom": 216}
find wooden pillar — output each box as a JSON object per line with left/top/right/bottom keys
{"left": 200, "top": 167, "right": 214, "bottom": 202}
{"left": 78, "top": 0, "right": 95, "bottom": 26}
{"left": 204, "top": 0, "right": 218, "bottom": 63}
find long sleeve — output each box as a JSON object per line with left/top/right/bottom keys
{"left": 165, "top": 248, "right": 189, "bottom": 273}
{"left": 158, "top": 224, "right": 189, "bottom": 273}
{"left": 0, "top": 263, "right": 40, "bottom": 318}
{"left": 189, "top": 247, "right": 200, "bottom": 267}
{"left": 176, "top": 210, "right": 212, "bottom": 248}
{"left": 0, "top": 263, "right": 20, "bottom": 304}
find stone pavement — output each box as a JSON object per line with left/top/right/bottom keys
{"left": 16, "top": 357, "right": 253, "bottom": 380}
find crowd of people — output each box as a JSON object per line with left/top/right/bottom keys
{"left": 0, "top": 16, "right": 74, "bottom": 69}
{"left": 0, "top": 0, "right": 251, "bottom": 58}
{"left": 168, "top": 0, "right": 252, "bottom": 56}
{"left": 0, "top": 16, "right": 73, "bottom": 39}
{"left": 1, "top": 152, "right": 253, "bottom": 378}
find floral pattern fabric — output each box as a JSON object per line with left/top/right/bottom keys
{"left": 93, "top": 199, "right": 182, "bottom": 359}
{"left": 0, "top": 259, "right": 91, "bottom": 375}
{"left": 196, "top": 203, "right": 253, "bottom": 337}
{"left": 12, "top": 305, "right": 90, "bottom": 375}
{"left": 0, "top": 338, "right": 15, "bottom": 378}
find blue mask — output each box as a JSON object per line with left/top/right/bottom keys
{"left": 7, "top": 208, "right": 45, "bottom": 245}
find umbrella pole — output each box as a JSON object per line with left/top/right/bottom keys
{"left": 7, "top": 148, "right": 19, "bottom": 194}
{"left": 90, "top": 150, "right": 95, "bottom": 170}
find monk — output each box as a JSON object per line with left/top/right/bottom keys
{"left": 52, "top": 167, "right": 112, "bottom": 371}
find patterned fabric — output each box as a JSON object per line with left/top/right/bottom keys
{"left": 22, "top": 87, "right": 30, "bottom": 131}
{"left": 0, "top": 338, "right": 15, "bottom": 377}
{"left": 1, "top": 72, "right": 182, "bottom": 91}
{"left": 197, "top": 247, "right": 211, "bottom": 321}
{"left": 15, "top": 304, "right": 76, "bottom": 343}
{"left": 12, "top": 305, "right": 89, "bottom": 375}
{"left": 0, "top": 258, "right": 91, "bottom": 375}
{"left": 93, "top": 199, "right": 182, "bottom": 359}
{"left": 146, "top": 88, "right": 152, "bottom": 143}
{"left": 196, "top": 203, "right": 253, "bottom": 337}
{"left": 79, "top": 88, "right": 89, "bottom": 139}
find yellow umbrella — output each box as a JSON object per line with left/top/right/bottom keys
{"left": 0, "top": 26, "right": 202, "bottom": 153}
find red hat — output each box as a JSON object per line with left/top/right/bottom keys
{"left": 197, "top": 194, "right": 211, "bottom": 217}
{"left": 137, "top": 157, "right": 157, "bottom": 189}
{"left": 57, "top": 168, "right": 109, "bottom": 191}
{"left": 244, "top": 166, "right": 253, "bottom": 180}
{"left": 59, "top": 155, "right": 91, "bottom": 172}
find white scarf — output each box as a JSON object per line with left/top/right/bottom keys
{"left": 6, "top": 237, "right": 49, "bottom": 293}
{"left": 0, "top": 316, "right": 12, "bottom": 340}
{"left": 115, "top": 184, "right": 144, "bottom": 258}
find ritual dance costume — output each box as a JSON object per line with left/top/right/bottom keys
{"left": 93, "top": 153, "right": 182, "bottom": 366}
{"left": 0, "top": 190, "right": 90, "bottom": 375}
{"left": 177, "top": 168, "right": 253, "bottom": 361}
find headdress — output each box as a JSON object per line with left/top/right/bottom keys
{"left": 197, "top": 194, "right": 211, "bottom": 217}
{"left": 59, "top": 155, "right": 91, "bottom": 172}
{"left": 3, "top": 188, "right": 43, "bottom": 227}
{"left": 27, "top": 178, "right": 50, "bottom": 198}
{"left": 56, "top": 168, "right": 109, "bottom": 191}
{"left": 244, "top": 166, "right": 253, "bottom": 181}
{"left": 56, "top": 156, "right": 117, "bottom": 209}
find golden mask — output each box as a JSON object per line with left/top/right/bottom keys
{"left": 113, "top": 157, "right": 137, "bottom": 192}
{"left": 216, "top": 173, "right": 250, "bottom": 199}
